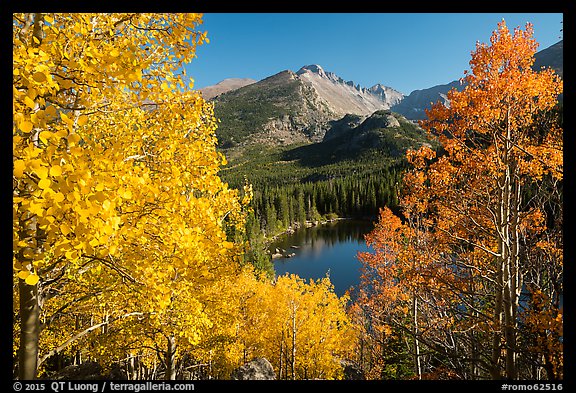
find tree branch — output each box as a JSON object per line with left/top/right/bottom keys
{"left": 38, "top": 312, "right": 146, "bottom": 367}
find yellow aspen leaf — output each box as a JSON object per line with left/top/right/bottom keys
{"left": 60, "top": 223, "right": 71, "bottom": 236}
{"left": 32, "top": 72, "right": 47, "bottom": 83}
{"left": 38, "top": 178, "right": 51, "bottom": 189}
{"left": 25, "top": 274, "right": 40, "bottom": 286}
{"left": 17, "top": 271, "right": 30, "bottom": 280}
{"left": 95, "top": 183, "right": 105, "bottom": 192}
{"left": 88, "top": 201, "right": 101, "bottom": 214}
{"left": 68, "top": 133, "right": 81, "bottom": 146}
{"left": 122, "top": 189, "right": 132, "bottom": 199}
{"left": 35, "top": 166, "right": 49, "bottom": 179}
{"left": 53, "top": 192, "right": 65, "bottom": 203}
{"left": 27, "top": 87, "right": 37, "bottom": 100}
{"left": 49, "top": 165, "right": 62, "bottom": 177}
{"left": 19, "top": 121, "right": 33, "bottom": 133}
{"left": 39, "top": 131, "right": 53, "bottom": 144}
{"left": 89, "top": 238, "right": 100, "bottom": 247}
{"left": 77, "top": 115, "right": 88, "bottom": 126}
{"left": 94, "top": 191, "right": 106, "bottom": 203}
{"left": 14, "top": 160, "right": 26, "bottom": 178}
{"left": 45, "top": 105, "right": 57, "bottom": 116}
{"left": 103, "top": 224, "right": 113, "bottom": 235}
{"left": 54, "top": 129, "right": 68, "bottom": 139}
{"left": 110, "top": 48, "right": 120, "bottom": 57}
{"left": 60, "top": 112, "right": 73, "bottom": 126}
{"left": 28, "top": 203, "right": 44, "bottom": 217}
{"left": 24, "top": 96, "right": 36, "bottom": 109}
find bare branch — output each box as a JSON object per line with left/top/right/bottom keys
{"left": 38, "top": 312, "right": 146, "bottom": 366}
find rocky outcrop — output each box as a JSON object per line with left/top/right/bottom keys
{"left": 296, "top": 64, "right": 403, "bottom": 117}
{"left": 341, "top": 360, "right": 365, "bottom": 380}
{"left": 231, "top": 358, "right": 276, "bottom": 380}
{"left": 322, "top": 114, "right": 366, "bottom": 142}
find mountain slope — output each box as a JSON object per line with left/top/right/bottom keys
{"left": 392, "top": 40, "right": 563, "bottom": 120}
{"left": 220, "top": 110, "right": 433, "bottom": 188}
{"left": 213, "top": 70, "right": 335, "bottom": 148}
{"left": 391, "top": 80, "right": 463, "bottom": 121}
{"left": 199, "top": 78, "right": 257, "bottom": 100}
{"left": 211, "top": 64, "right": 403, "bottom": 149}
{"left": 295, "top": 65, "right": 403, "bottom": 116}
{"left": 533, "top": 40, "right": 563, "bottom": 78}
{"left": 285, "top": 110, "right": 434, "bottom": 167}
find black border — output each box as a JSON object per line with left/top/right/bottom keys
{"left": 4, "top": 2, "right": 574, "bottom": 391}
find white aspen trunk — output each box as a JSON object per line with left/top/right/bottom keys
{"left": 502, "top": 108, "right": 518, "bottom": 380}
{"left": 291, "top": 302, "right": 297, "bottom": 380}
{"left": 413, "top": 294, "right": 422, "bottom": 379}
{"left": 278, "top": 333, "right": 283, "bottom": 380}
{"left": 165, "top": 336, "right": 177, "bottom": 380}
{"left": 17, "top": 14, "right": 44, "bottom": 380}
{"left": 491, "top": 156, "right": 506, "bottom": 380}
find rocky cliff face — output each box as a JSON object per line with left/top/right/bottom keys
{"left": 296, "top": 64, "right": 403, "bottom": 117}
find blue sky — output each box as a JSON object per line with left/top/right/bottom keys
{"left": 185, "top": 13, "right": 563, "bottom": 95}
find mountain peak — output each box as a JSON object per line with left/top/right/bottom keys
{"left": 199, "top": 78, "right": 257, "bottom": 100}
{"left": 294, "top": 64, "right": 404, "bottom": 115}
{"left": 296, "top": 64, "right": 326, "bottom": 77}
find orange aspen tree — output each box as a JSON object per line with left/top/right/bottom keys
{"left": 355, "top": 21, "right": 562, "bottom": 380}
{"left": 418, "top": 20, "right": 562, "bottom": 379}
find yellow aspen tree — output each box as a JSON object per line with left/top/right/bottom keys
{"left": 190, "top": 268, "right": 356, "bottom": 380}
{"left": 13, "top": 13, "right": 247, "bottom": 379}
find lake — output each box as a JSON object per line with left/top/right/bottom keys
{"left": 270, "top": 219, "right": 375, "bottom": 297}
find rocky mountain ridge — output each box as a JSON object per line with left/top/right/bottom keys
{"left": 199, "top": 78, "right": 257, "bottom": 100}
{"left": 205, "top": 40, "right": 562, "bottom": 150}
{"left": 295, "top": 64, "right": 404, "bottom": 115}
{"left": 392, "top": 40, "right": 563, "bottom": 120}
{"left": 210, "top": 64, "right": 405, "bottom": 148}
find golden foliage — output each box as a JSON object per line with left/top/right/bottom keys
{"left": 13, "top": 13, "right": 355, "bottom": 380}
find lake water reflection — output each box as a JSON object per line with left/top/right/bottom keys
{"left": 270, "top": 219, "right": 375, "bottom": 297}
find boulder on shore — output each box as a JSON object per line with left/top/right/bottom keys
{"left": 231, "top": 357, "right": 276, "bottom": 380}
